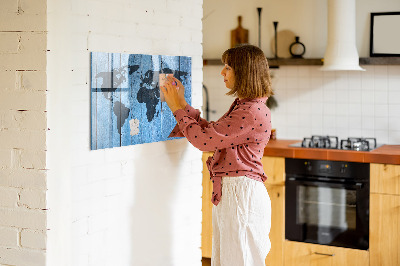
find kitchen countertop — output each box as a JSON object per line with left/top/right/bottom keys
{"left": 263, "top": 139, "right": 400, "bottom": 165}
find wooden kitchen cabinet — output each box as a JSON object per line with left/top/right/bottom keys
{"left": 202, "top": 152, "right": 213, "bottom": 258}
{"left": 201, "top": 154, "right": 286, "bottom": 266}
{"left": 284, "top": 241, "right": 369, "bottom": 266}
{"left": 370, "top": 163, "right": 400, "bottom": 195}
{"left": 370, "top": 193, "right": 400, "bottom": 266}
{"left": 262, "top": 156, "right": 285, "bottom": 266}
{"left": 264, "top": 184, "right": 285, "bottom": 266}
{"left": 370, "top": 163, "right": 400, "bottom": 266}
{"left": 261, "top": 156, "right": 285, "bottom": 185}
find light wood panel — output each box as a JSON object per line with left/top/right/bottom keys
{"left": 264, "top": 184, "right": 285, "bottom": 266}
{"left": 370, "top": 193, "right": 400, "bottom": 266}
{"left": 201, "top": 152, "right": 213, "bottom": 258}
{"left": 284, "top": 241, "right": 369, "bottom": 266}
{"left": 263, "top": 156, "right": 285, "bottom": 266}
{"left": 261, "top": 156, "right": 285, "bottom": 185}
{"left": 370, "top": 163, "right": 400, "bottom": 195}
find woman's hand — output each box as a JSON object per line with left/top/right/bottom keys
{"left": 161, "top": 76, "right": 185, "bottom": 113}
{"left": 171, "top": 76, "right": 187, "bottom": 108}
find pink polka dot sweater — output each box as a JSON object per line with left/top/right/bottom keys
{"left": 169, "top": 97, "right": 271, "bottom": 206}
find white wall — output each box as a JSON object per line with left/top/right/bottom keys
{"left": 203, "top": 0, "right": 400, "bottom": 145}
{"left": 47, "top": 0, "right": 203, "bottom": 266}
{"left": 204, "top": 0, "right": 326, "bottom": 59}
{"left": 0, "top": 0, "right": 48, "bottom": 265}
{"left": 203, "top": 0, "right": 400, "bottom": 58}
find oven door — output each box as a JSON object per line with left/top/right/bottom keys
{"left": 285, "top": 177, "right": 369, "bottom": 250}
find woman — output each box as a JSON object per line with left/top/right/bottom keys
{"left": 162, "top": 44, "right": 273, "bottom": 266}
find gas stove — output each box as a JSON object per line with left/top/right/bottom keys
{"left": 289, "top": 135, "right": 381, "bottom": 151}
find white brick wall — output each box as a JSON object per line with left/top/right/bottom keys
{"left": 21, "top": 229, "right": 47, "bottom": 250}
{"left": 0, "top": 0, "right": 48, "bottom": 265}
{"left": 47, "top": 1, "right": 203, "bottom": 266}
{"left": 0, "top": 247, "right": 46, "bottom": 266}
{"left": 0, "top": 227, "right": 19, "bottom": 247}
{"left": 0, "top": 187, "right": 19, "bottom": 208}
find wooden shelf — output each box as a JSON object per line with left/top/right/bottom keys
{"left": 203, "top": 58, "right": 323, "bottom": 67}
{"left": 359, "top": 57, "right": 400, "bottom": 65}
{"left": 203, "top": 57, "right": 400, "bottom": 67}
{"left": 202, "top": 59, "right": 223, "bottom": 66}
{"left": 268, "top": 58, "right": 322, "bottom": 67}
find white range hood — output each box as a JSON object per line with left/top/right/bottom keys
{"left": 320, "top": 0, "right": 365, "bottom": 71}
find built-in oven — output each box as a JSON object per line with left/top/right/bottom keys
{"left": 285, "top": 158, "right": 369, "bottom": 250}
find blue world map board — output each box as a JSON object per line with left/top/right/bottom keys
{"left": 90, "top": 52, "right": 192, "bottom": 150}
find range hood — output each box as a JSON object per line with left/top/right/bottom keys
{"left": 320, "top": 0, "right": 365, "bottom": 71}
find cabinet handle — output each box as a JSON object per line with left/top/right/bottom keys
{"left": 314, "top": 252, "right": 335, "bottom": 257}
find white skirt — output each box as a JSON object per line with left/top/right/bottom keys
{"left": 212, "top": 176, "right": 271, "bottom": 266}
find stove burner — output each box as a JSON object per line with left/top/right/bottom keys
{"left": 301, "top": 135, "right": 339, "bottom": 149}
{"left": 340, "top": 137, "right": 377, "bottom": 151}
{"left": 294, "top": 136, "right": 378, "bottom": 151}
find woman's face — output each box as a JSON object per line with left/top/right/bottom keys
{"left": 220, "top": 64, "right": 235, "bottom": 89}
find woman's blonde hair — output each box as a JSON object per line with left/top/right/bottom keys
{"left": 221, "top": 44, "right": 273, "bottom": 99}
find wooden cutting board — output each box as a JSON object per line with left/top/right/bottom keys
{"left": 231, "top": 16, "right": 249, "bottom": 48}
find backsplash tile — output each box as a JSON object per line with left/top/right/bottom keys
{"left": 203, "top": 65, "right": 400, "bottom": 145}
{"left": 270, "top": 65, "right": 400, "bottom": 144}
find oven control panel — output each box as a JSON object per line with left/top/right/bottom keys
{"left": 318, "top": 162, "right": 332, "bottom": 173}
{"left": 286, "top": 158, "right": 369, "bottom": 180}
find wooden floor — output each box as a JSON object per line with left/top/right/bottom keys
{"left": 202, "top": 257, "right": 211, "bottom": 266}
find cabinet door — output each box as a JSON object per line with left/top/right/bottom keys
{"left": 262, "top": 156, "right": 285, "bottom": 185}
{"left": 202, "top": 152, "right": 213, "bottom": 258}
{"left": 370, "top": 193, "right": 400, "bottom": 266}
{"left": 284, "top": 241, "right": 369, "bottom": 266}
{"left": 264, "top": 184, "right": 284, "bottom": 266}
{"left": 370, "top": 163, "right": 400, "bottom": 195}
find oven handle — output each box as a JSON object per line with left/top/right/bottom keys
{"left": 314, "top": 252, "right": 335, "bottom": 257}
{"left": 286, "top": 177, "right": 364, "bottom": 189}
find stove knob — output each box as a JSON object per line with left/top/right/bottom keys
{"left": 340, "top": 164, "right": 347, "bottom": 174}
{"left": 305, "top": 162, "right": 312, "bottom": 171}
